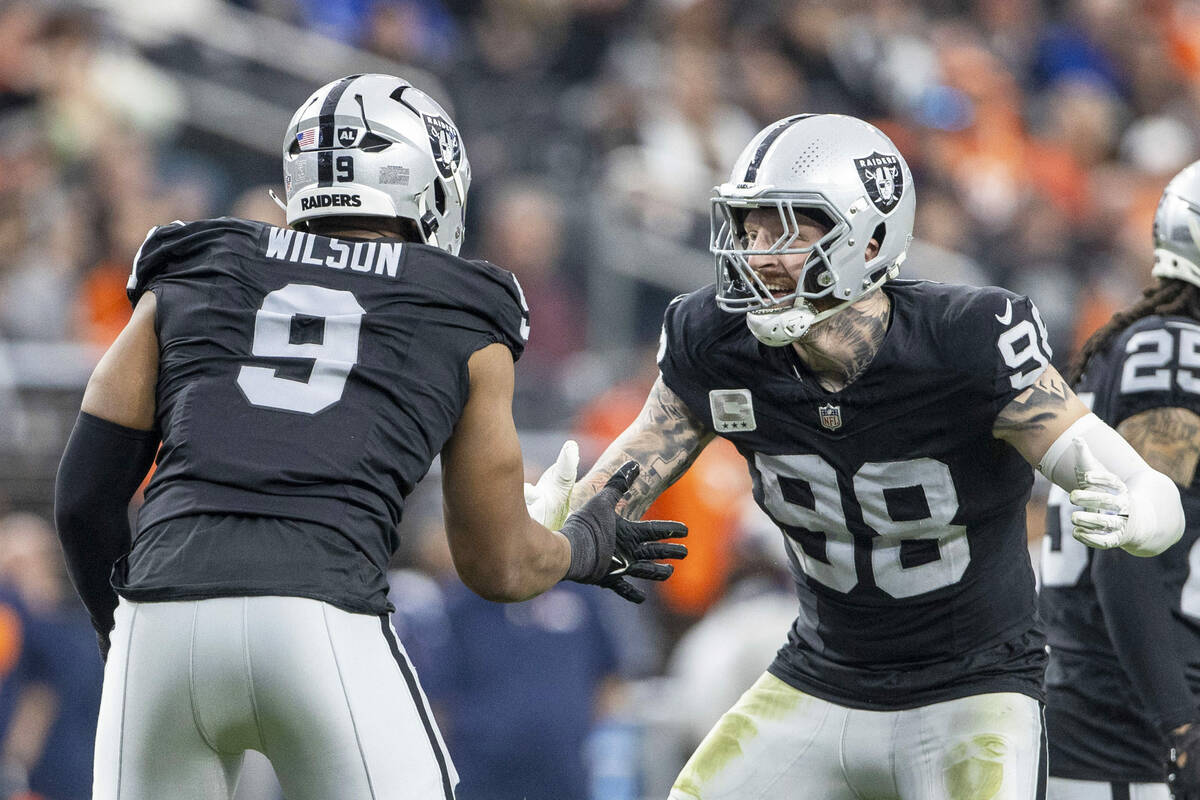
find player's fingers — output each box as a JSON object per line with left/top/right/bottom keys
{"left": 596, "top": 461, "right": 640, "bottom": 506}
{"left": 634, "top": 542, "right": 688, "bottom": 561}
{"left": 1078, "top": 471, "right": 1125, "bottom": 493}
{"left": 1071, "top": 527, "right": 1121, "bottom": 549}
{"left": 1071, "top": 510, "right": 1125, "bottom": 533}
{"left": 624, "top": 561, "right": 674, "bottom": 581}
{"left": 629, "top": 520, "right": 688, "bottom": 541}
{"left": 1069, "top": 489, "right": 1125, "bottom": 514}
{"left": 606, "top": 577, "right": 646, "bottom": 604}
{"left": 550, "top": 440, "right": 579, "bottom": 489}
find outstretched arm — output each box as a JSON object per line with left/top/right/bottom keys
{"left": 994, "top": 364, "right": 1183, "bottom": 557}
{"left": 440, "top": 343, "right": 573, "bottom": 602}
{"left": 441, "top": 347, "right": 687, "bottom": 604}
{"left": 571, "top": 375, "right": 714, "bottom": 520}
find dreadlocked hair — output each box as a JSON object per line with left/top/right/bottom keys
{"left": 1067, "top": 278, "right": 1200, "bottom": 385}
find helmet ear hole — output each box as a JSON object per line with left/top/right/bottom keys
{"left": 434, "top": 178, "right": 447, "bottom": 215}
{"left": 872, "top": 222, "right": 886, "bottom": 247}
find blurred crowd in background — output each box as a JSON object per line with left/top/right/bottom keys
{"left": 0, "top": 0, "right": 1194, "bottom": 797}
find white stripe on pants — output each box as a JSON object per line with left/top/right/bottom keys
{"left": 93, "top": 596, "right": 458, "bottom": 800}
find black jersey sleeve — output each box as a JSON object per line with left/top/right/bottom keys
{"left": 125, "top": 218, "right": 265, "bottom": 306}
{"left": 657, "top": 288, "right": 723, "bottom": 413}
{"left": 126, "top": 220, "right": 189, "bottom": 305}
{"left": 941, "top": 285, "right": 1054, "bottom": 415}
{"left": 1104, "top": 317, "right": 1200, "bottom": 427}
{"left": 463, "top": 259, "right": 529, "bottom": 362}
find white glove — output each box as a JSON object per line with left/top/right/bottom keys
{"left": 524, "top": 440, "right": 579, "bottom": 530}
{"left": 1067, "top": 438, "right": 1142, "bottom": 552}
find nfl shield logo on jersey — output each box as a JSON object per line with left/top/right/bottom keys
{"left": 853, "top": 152, "right": 904, "bottom": 213}
{"left": 818, "top": 402, "right": 843, "bottom": 431}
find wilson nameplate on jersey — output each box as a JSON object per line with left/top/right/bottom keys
{"left": 709, "top": 389, "right": 756, "bottom": 433}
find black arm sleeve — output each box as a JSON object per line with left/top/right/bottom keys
{"left": 1092, "top": 547, "right": 1198, "bottom": 734}
{"left": 53, "top": 412, "right": 159, "bottom": 636}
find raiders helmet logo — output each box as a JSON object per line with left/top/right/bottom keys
{"left": 422, "top": 113, "right": 462, "bottom": 179}
{"left": 818, "top": 402, "right": 842, "bottom": 431}
{"left": 854, "top": 152, "right": 904, "bottom": 214}
{"left": 337, "top": 127, "right": 359, "bottom": 147}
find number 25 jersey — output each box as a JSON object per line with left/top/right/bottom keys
{"left": 1040, "top": 313, "right": 1200, "bottom": 780}
{"left": 659, "top": 280, "right": 1052, "bottom": 709}
{"left": 120, "top": 218, "right": 528, "bottom": 613}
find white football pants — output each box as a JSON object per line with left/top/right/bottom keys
{"left": 93, "top": 596, "right": 458, "bottom": 800}
{"left": 669, "top": 672, "right": 1045, "bottom": 800}
{"left": 1046, "top": 777, "right": 1167, "bottom": 799}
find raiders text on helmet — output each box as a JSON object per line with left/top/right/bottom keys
{"left": 710, "top": 114, "right": 916, "bottom": 345}
{"left": 1152, "top": 159, "right": 1200, "bottom": 289}
{"left": 282, "top": 74, "right": 471, "bottom": 256}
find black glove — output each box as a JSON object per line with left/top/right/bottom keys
{"left": 560, "top": 461, "right": 688, "bottom": 603}
{"left": 1167, "top": 723, "right": 1200, "bottom": 799}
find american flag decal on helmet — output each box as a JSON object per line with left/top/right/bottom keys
{"left": 296, "top": 127, "right": 319, "bottom": 150}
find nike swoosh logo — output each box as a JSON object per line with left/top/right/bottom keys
{"left": 995, "top": 298, "right": 1013, "bottom": 325}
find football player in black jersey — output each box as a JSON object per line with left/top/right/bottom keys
{"left": 536, "top": 114, "right": 1185, "bottom": 799}
{"left": 1041, "top": 163, "right": 1200, "bottom": 800}
{"left": 51, "top": 74, "right": 685, "bottom": 800}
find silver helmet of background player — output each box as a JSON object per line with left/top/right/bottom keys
{"left": 281, "top": 73, "right": 471, "bottom": 256}
{"left": 1152, "top": 159, "right": 1200, "bottom": 289}
{"left": 710, "top": 114, "right": 916, "bottom": 345}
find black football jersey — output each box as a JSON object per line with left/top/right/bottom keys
{"left": 659, "top": 280, "right": 1053, "bottom": 710}
{"left": 1041, "top": 314, "right": 1200, "bottom": 781}
{"left": 115, "top": 218, "right": 528, "bottom": 614}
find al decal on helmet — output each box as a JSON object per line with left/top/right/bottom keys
{"left": 854, "top": 152, "right": 904, "bottom": 213}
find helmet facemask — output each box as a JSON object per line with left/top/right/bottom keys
{"left": 711, "top": 193, "right": 848, "bottom": 315}
{"left": 708, "top": 114, "right": 915, "bottom": 346}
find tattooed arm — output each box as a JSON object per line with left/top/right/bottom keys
{"left": 571, "top": 376, "right": 715, "bottom": 520}
{"left": 992, "top": 365, "right": 1091, "bottom": 465}
{"left": 1116, "top": 407, "right": 1200, "bottom": 487}
{"left": 997, "top": 364, "right": 1183, "bottom": 556}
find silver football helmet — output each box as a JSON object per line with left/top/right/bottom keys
{"left": 1152, "top": 159, "right": 1200, "bottom": 288}
{"left": 710, "top": 114, "right": 915, "bottom": 345}
{"left": 282, "top": 73, "right": 470, "bottom": 255}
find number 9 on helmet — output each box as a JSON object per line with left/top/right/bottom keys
{"left": 281, "top": 73, "right": 471, "bottom": 256}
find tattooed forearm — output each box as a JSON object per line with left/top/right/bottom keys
{"left": 572, "top": 376, "right": 714, "bottom": 520}
{"left": 1117, "top": 407, "right": 1200, "bottom": 487}
{"left": 992, "top": 368, "right": 1074, "bottom": 437}
{"left": 992, "top": 365, "right": 1091, "bottom": 465}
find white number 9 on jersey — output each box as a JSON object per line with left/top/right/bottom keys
{"left": 236, "top": 283, "right": 365, "bottom": 414}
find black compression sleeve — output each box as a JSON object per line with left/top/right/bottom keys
{"left": 1092, "top": 546, "right": 1198, "bottom": 734}
{"left": 53, "top": 412, "right": 158, "bottom": 636}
